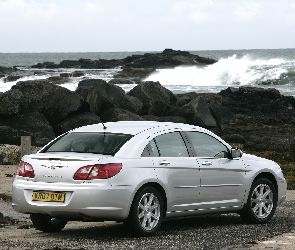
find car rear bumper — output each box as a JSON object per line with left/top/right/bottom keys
{"left": 12, "top": 179, "right": 132, "bottom": 221}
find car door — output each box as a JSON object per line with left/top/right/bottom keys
{"left": 185, "top": 131, "right": 246, "bottom": 211}
{"left": 144, "top": 131, "right": 201, "bottom": 216}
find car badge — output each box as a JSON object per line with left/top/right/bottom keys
{"left": 51, "top": 165, "right": 56, "bottom": 170}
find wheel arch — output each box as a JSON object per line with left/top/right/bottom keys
{"left": 253, "top": 172, "right": 278, "bottom": 195}
{"left": 129, "top": 182, "right": 167, "bottom": 218}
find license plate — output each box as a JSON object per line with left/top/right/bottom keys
{"left": 32, "top": 191, "right": 65, "bottom": 202}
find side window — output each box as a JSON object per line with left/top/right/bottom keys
{"left": 141, "top": 140, "right": 160, "bottom": 157}
{"left": 154, "top": 132, "right": 189, "bottom": 157}
{"left": 187, "top": 132, "right": 229, "bottom": 158}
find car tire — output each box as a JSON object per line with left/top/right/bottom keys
{"left": 125, "top": 186, "right": 163, "bottom": 236}
{"left": 30, "top": 213, "right": 67, "bottom": 232}
{"left": 240, "top": 177, "right": 277, "bottom": 224}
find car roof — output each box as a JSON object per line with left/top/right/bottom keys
{"left": 72, "top": 121, "right": 196, "bottom": 135}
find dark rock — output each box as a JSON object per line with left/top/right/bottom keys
{"left": 60, "top": 72, "right": 85, "bottom": 78}
{"left": 128, "top": 81, "right": 177, "bottom": 116}
{"left": 0, "top": 112, "right": 55, "bottom": 146}
{"left": 73, "top": 72, "right": 84, "bottom": 77}
{"left": 142, "top": 115, "right": 186, "bottom": 123}
{"left": 220, "top": 86, "right": 283, "bottom": 116}
{"left": 4, "top": 75, "right": 21, "bottom": 83}
{"left": 75, "top": 79, "right": 108, "bottom": 100}
{"left": 0, "top": 88, "right": 24, "bottom": 115}
{"left": 0, "top": 126, "right": 30, "bottom": 145}
{"left": 53, "top": 112, "right": 101, "bottom": 135}
{"left": 114, "top": 68, "right": 155, "bottom": 82}
{"left": 76, "top": 79, "right": 143, "bottom": 114}
{"left": 31, "top": 61, "right": 57, "bottom": 69}
{"left": 47, "top": 76, "right": 69, "bottom": 85}
{"left": 122, "top": 49, "right": 217, "bottom": 68}
{"left": 0, "top": 80, "right": 85, "bottom": 125}
{"left": 0, "top": 66, "right": 14, "bottom": 74}
{"left": 176, "top": 92, "right": 222, "bottom": 129}
{"left": 119, "top": 95, "right": 143, "bottom": 114}
{"left": 60, "top": 73, "right": 71, "bottom": 77}
{"left": 58, "top": 60, "right": 82, "bottom": 68}
{"left": 109, "top": 79, "right": 134, "bottom": 85}
{"left": 179, "top": 96, "right": 217, "bottom": 128}
{"left": 85, "top": 80, "right": 125, "bottom": 115}
{"left": 101, "top": 108, "right": 145, "bottom": 122}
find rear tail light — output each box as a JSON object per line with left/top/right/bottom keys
{"left": 17, "top": 161, "right": 35, "bottom": 178}
{"left": 73, "top": 163, "right": 122, "bottom": 180}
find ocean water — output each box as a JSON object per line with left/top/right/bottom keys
{"left": 1, "top": 49, "right": 295, "bottom": 96}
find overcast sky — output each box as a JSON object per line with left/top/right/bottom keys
{"left": 0, "top": 0, "right": 295, "bottom": 52}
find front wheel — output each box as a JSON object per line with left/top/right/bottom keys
{"left": 125, "top": 186, "right": 163, "bottom": 236}
{"left": 30, "top": 213, "right": 67, "bottom": 232}
{"left": 240, "top": 178, "right": 277, "bottom": 224}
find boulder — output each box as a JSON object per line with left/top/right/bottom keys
{"left": 0, "top": 88, "right": 24, "bottom": 116}
{"left": 0, "top": 80, "right": 86, "bottom": 125}
{"left": 0, "top": 112, "right": 55, "bottom": 146}
{"left": 85, "top": 80, "right": 125, "bottom": 115}
{"left": 101, "top": 108, "right": 145, "bottom": 122}
{"left": 142, "top": 115, "right": 186, "bottom": 123}
{"left": 179, "top": 96, "right": 217, "bottom": 128}
{"left": 128, "top": 81, "right": 177, "bottom": 116}
{"left": 76, "top": 79, "right": 143, "bottom": 114}
{"left": 47, "top": 76, "right": 69, "bottom": 85}
{"left": 53, "top": 112, "right": 101, "bottom": 135}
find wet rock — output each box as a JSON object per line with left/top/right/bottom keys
{"left": 4, "top": 75, "right": 21, "bottom": 83}
{"left": 47, "top": 76, "right": 69, "bottom": 85}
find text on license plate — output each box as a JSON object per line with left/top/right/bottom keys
{"left": 32, "top": 191, "right": 65, "bottom": 202}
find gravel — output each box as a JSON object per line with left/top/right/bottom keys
{"left": 1, "top": 165, "right": 295, "bottom": 249}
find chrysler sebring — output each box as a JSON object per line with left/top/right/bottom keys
{"left": 12, "top": 121, "right": 287, "bottom": 236}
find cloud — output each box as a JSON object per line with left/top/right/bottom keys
{"left": 291, "top": 3, "right": 295, "bottom": 9}
{"left": 85, "top": 2, "right": 104, "bottom": 14}
{"left": 234, "top": 2, "right": 262, "bottom": 20}
{"left": 172, "top": 0, "right": 213, "bottom": 22}
{"left": 0, "top": 0, "right": 59, "bottom": 19}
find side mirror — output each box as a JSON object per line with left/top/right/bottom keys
{"left": 230, "top": 148, "right": 243, "bottom": 159}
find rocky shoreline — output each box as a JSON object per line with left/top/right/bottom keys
{"left": 0, "top": 49, "right": 294, "bottom": 185}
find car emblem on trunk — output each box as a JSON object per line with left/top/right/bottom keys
{"left": 51, "top": 165, "right": 56, "bottom": 170}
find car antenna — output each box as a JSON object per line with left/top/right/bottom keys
{"left": 101, "top": 122, "right": 107, "bottom": 130}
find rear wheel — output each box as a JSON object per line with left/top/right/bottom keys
{"left": 240, "top": 178, "right": 277, "bottom": 224}
{"left": 125, "top": 186, "right": 163, "bottom": 236}
{"left": 30, "top": 214, "right": 67, "bottom": 232}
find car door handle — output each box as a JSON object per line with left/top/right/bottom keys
{"left": 159, "top": 160, "right": 170, "bottom": 166}
{"left": 201, "top": 161, "right": 212, "bottom": 166}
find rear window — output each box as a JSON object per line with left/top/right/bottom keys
{"left": 41, "top": 132, "right": 133, "bottom": 156}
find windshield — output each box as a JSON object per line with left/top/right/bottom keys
{"left": 41, "top": 132, "right": 133, "bottom": 156}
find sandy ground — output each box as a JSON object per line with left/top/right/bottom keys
{"left": 1, "top": 164, "right": 295, "bottom": 249}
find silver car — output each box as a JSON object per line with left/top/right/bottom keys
{"left": 12, "top": 121, "right": 287, "bottom": 236}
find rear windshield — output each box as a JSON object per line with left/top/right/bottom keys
{"left": 41, "top": 132, "right": 133, "bottom": 156}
